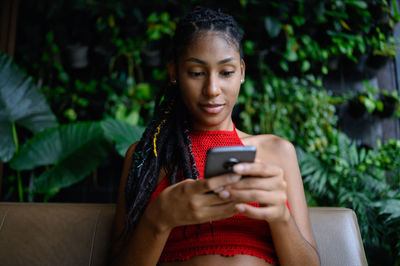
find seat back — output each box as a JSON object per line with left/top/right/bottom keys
{"left": 0, "top": 203, "right": 115, "bottom": 266}
{"left": 0, "top": 203, "right": 368, "bottom": 266}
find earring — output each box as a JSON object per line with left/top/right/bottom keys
{"left": 240, "top": 79, "right": 244, "bottom": 84}
{"left": 171, "top": 80, "right": 177, "bottom": 85}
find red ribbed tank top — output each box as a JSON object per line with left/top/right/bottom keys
{"left": 149, "top": 125, "right": 278, "bottom": 264}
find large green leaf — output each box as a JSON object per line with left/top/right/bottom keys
{"left": 10, "top": 126, "right": 61, "bottom": 170}
{"left": 0, "top": 53, "right": 57, "bottom": 162}
{"left": 10, "top": 122, "right": 111, "bottom": 193}
{"left": 101, "top": 118, "right": 144, "bottom": 157}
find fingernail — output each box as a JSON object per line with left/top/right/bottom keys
{"left": 219, "top": 190, "right": 230, "bottom": 199}
{"left": 213, "top": 186, "right": 224, "bottom": 193}
{"left": 230, "top": 175, "right": 241, "bottom": 182}
{"left": 236, "top": 204, "right": 245, "bottom": 212}
{"left": 233, "top": 164, "right": 244, "bottom": 172}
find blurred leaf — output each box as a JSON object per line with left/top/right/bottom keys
{"left": 280, "top": 61, "right": 289, "bottom": 72}
{"left": 0, "top": 53, "right": 57, "bottom": 162}
{"left": 243, "top": 78, "right": 255, "bottom": 97}
{"left": 264, "top": 16, "right": 281, "bottom": 38}
{"left": 340, "top": 20, "right": 352, "bottom": 31}
{"left": 285, "top": 38, "right": 298, "bottom": 62}
{"left": 243, "top": 40, "right": 255, "bottom": 55}
{"left": 347, "top": 1, "right": 368, "bottom": 9}
{"left": 392, "top": 0, "right": 400, "bottom": 21}
{"left": 374, "top": 199, "right": 400, "bottom": 220}
{"left": 135, "top": 83, "right": 152, "bottom": 100}
{"left": 293, "top": 15, "right": 306, "bottom": 26}
{"left": 301, "top": 60, "right": 311, "bottom": 72}
{"left": 101, "top": 118, "right": 144, "bottom": 156}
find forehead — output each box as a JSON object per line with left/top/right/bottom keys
{"left": 179, "top": 32, "right": 240, "bottom": 63}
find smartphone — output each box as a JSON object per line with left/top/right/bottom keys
{"left": 204, "top": 145, "right": 256, "bottom": 178}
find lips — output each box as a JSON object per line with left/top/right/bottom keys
{"left": 199, "top": 103, "right": 225, "bottom": 114}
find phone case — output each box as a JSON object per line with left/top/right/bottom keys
{"left": 204, "top": 145, "right": 256, "bottom": 178}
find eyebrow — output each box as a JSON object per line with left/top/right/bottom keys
{"left": 185, "top": 57, "right": 236, "bottom": 65}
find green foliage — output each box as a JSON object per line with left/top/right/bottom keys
{"left": 7, "top": 118, "right": 144, "bottom": 198}
{"left": 146, "top": 12, "right": 176, "bottom": 41}
{"left": 238, "top": 68, "right": 337, "bottom": 155}
{"left": 296, "top": 133, "right": 400, "bottom": 259}
{"left": 0, "top": 52, "right": 58, "bottom": 162}
{"left": 235, "top": 61, "right": 399, "bottom": 261}
{"left": 101, "top": 118, "right": 145, "bottom": 156}
{"left": 239, "top": 0, "right": 400, "bottom": 76}
{"left": 1, "top": 54, "right": 144, "bottom": 200}
{"left": 11, "top": 122, "right": 111, "bottom": 194}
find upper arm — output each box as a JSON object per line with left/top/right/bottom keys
{"left": 275, "top": 138, "right": 317, "bottom": 250}
{"left": 111, "top": 142, "right": 138, "bottom": 254}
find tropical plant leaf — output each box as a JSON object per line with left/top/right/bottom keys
{"left": 315, "top": 168, "right": 328, "bottom": 195}
{"left": 10, "top": 121, "right": 111, "bottom": 193}
{"left": 348, "top": 141, "right": 359, "bottom": 166}
{"left": 264, "top": 16, "right": 281, "bottom": 38}
{"left": 0, "top": 53, "right": 57, "bottom": 162}
{"left": 101, "top": 118, "right": 144, "bottom": 157}
{"left": 374, "top": 199, "right": 400, "bottom": 221}
{"left": 10, "top": 126, "right": 61, "bottom": 170}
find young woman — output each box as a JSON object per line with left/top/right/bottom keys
{"left": 111, "top": 7, "right": 320, "bottom": 266}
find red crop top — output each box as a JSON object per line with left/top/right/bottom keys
{"left": 148, "top": 125, "right": 278, "bottom": 264}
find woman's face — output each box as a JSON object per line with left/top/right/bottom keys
{"left": 171, "top": 32, "right": 245, "bottom": 131}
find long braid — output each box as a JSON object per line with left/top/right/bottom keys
{"left": 124, "top": 6, "right": 243, "bottom": 231}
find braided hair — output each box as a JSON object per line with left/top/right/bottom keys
{"left": 124, "top": 7, "right": 244, "bottom": 231}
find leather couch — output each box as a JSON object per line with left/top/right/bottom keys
{"left": 0, "top": 203, "right": 368, "bottom": 266}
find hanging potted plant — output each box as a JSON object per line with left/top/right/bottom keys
{"left": 347, "top": 94, "right": 369, "bottom": 118}
{"left": 66, "top": 43, "right": 89, "bottom": 69}
{"left": 64, "top": 2, "right": 94, "bottom": 69}
{"left": 373, "top": 91, "right": 400, "bottom": 118}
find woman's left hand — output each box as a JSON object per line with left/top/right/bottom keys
{"left": 218, "top": 160, "right": 290, "bottom": 224}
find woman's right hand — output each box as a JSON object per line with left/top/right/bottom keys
{"left": 145, "top": 174, "right": 242, "bottom": 232}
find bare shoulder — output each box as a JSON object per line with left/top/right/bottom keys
{"left": 236, "top": 129, "right": 296, "bottom": 163}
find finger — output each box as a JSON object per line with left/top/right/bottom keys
{"left": 229, "top": 176, "right": 287, "bottom": 191}
{"left": 235, "top": 204, "right": 290, "bottom": 223}
{"left": 225, "top": 190, "right": 287, "bottom": 206}
{"left": 196, "top": 173, "right": 242, "bottom": 194}
{"left": 184, "top": 193, "right": 233, "bottom": 218}
{"left": 233, "top": 162, "right": 283, "bottom": 178}
{"left": 200, "top": 202, "right": 240, "bottom": 222}
{"left": 201, "top": 191, "right": 235, "bottom": 206}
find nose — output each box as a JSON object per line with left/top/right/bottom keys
{"left": 203, "top": 73, "right": 221, "bottom": 97}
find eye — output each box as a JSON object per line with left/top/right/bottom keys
{"left": 221, "top": 71, "right": 235, "bottom": 77}
{"left": 188, "top": 72, "right": 204, "bottom": 77}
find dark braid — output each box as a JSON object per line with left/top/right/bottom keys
{"left": 124, "top": 7, "right": 243, "bottom": 232}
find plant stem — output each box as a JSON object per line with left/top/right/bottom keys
{"left": 12, "top": 122, "right": 19, "bottom": 152}
{"left": 12, "top": 122, "right": 23, "bottom": 202}
{"left": 17, "top": 171, "right": 23, "bottom": 202}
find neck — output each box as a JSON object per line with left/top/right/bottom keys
{"left": 190, "top": 119, "right": 234, "bottom": 131}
